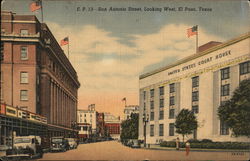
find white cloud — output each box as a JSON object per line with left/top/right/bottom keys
{"left": 46, "top": 22, "right": 224, "bottom": 110}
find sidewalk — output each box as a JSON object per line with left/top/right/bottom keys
{"left": 142, "top": 144, "right": 250, "bottom": 153}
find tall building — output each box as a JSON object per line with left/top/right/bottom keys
{"left": 123, "top": 105, "right": 139, "bottom": 120}
{"left": 139, "top": 33, "right": 250, "bottom": 144}
{"left": 0, "top": 11, "right": 80, "bottom": 128}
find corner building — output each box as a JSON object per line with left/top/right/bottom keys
{"left": 139, "top": 33, "right": 250, "bottom": 144}
{"left": 1, "top": 11, "right": 80, "bottom": 128}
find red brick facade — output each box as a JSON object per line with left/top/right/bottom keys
{"left": 1, "top": 11, "right": 80, "bottom": 128}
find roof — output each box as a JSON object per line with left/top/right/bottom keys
{"left": 139, "top": 32, "right": 250, "bottom": 79}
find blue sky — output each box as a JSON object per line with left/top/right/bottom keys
{"left": 2, "top": 0, "right": 249, "bottom": 116}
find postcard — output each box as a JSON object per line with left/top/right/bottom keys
{"left": 0, "top": 0, "right": 249, "bottom": 160}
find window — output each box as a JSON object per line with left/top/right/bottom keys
{"left": 20, "top": 29, "right": 28, "bottom": 36}
{"left": 1, "top": 28, "right": 5, "bottom": 34}
{"left": 150, "top": 112, "right": 154, "bottom": 121}
{"left": 20, "top": 72, "right": 28, "bottom": 84}
{"left": 159, "top": 86, "right": 164, "bottom": 96}
{"left": 169, "top": 83, "right": 175, "bottom": 93}
{"left": 20, "top": 90, "right": 28, "bottom": 101}
{"left": 150, "top": 89, "right": 154, "bottom": 98}
{"left": 159, "top": 110, "right": 164, "bottom": 120}
{"left": 143, "top": 102, "right": 146, "bottom": 111}
{"left": 0, "top": 85, "right": 3, "bottom": 100}
{"left": 150, "top": 101, "right": 154, "bottom": 109}
{"left": 159, "top": 98, "right": 164, "bottom": 108}
{"left": 150, "top": 125, "right": 154, "bottom": 136}
{"left": 21, "top": 46, "right": 28, "bottom": 60}
{"left": 159, "top": 124, "right": 164, "bottom": 136}
{"left": 240, "top": 61, "right": 250, "bottom": 75}
{"left": 1, "top": 43, "right": 4, "bottom": 61}
{"left": 169, "top": 96, "right": 175, "bottom": 106}
{"left": 169, "top": 109, "right": 175, "bottom": 119}
{"left": 220, "top": 120, "right": 229, "bottom": 135}
{"left": 192, "top": 105, "right": 199, "bottom": 114}
{"left": 192, "top": 91, "right": 199, "bottom": 102}
{"left": 169, "top": 123, "right": 175, "bottom": 136}
{"left": 143, "top": 91, "right": 146, "bottom": 100}
{"left": 221, "top": 84, "right": 230, "bottom": 96}
{"left": 221, "top": 67, "right": 230, "bottom": 80}
{"left": 192, "top": 76, "right": 199, "bottom": 87}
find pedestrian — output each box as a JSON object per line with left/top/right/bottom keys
{"left": 176, "top": 137, "right": 180, "bottom": 150}
{"left": 185, "top": 141, "right": 190, "bottom": 156}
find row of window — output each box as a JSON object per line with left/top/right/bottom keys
{"left": 150, "top": 109, "right": 175, "bottom": 121}
{"left": 147, "top": 83, "right": 175, "bottom": 99}
{"left": 150, "top": 123, "right": 175, "bottom": 137}
{"left": 220, "top": 61, "right": 250, "bottom": 80}
{"left": 1, "top": 29, "right": 29, "bottom": 35}
{"left": 150, "top": 122, "right": 229, "bottom": 137}
{"left": 144, "top": 61, "right": 250, "bottom": 101}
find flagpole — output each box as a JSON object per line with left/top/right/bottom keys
{"left": 68, "top": 37, "right": 70, "bottom": 59}
{"left": 40, "top": 0, "right": 43, "bottom": 22}
{"left": 196, "top": 25, "right": 198, "bottom": 54}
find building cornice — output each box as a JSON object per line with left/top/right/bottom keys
{"left": 139, "top": 32, "right": 250, "bottom": 79}
{"left": 1, "top": 20, "right": 37, "bottom": 24}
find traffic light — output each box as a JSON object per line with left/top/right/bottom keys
{"left": 0, "top": 43, "right": 3, "bottom": 61}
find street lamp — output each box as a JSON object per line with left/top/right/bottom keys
{"left": 143, "top": 113, "right": 149, "bottom": 148}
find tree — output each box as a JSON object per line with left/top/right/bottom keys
{"left": 120, "top": 113, "right": 139, "bottom": 142}
{"left": 175, "top": 109, "right": 198, "bottom": 142}
{"left": 218, "top": 79, "right": 250, "bottom": 137}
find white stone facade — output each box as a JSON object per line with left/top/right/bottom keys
{"left": 77, "top": 109, "right": 97, "bottom": 133}
{"left": 139, "top": 33, "right": 250, "bottom": 144}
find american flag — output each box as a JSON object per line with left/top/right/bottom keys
{"left": 187, "top": 25, "right": 198, "bottom": 38}
{"left": 30, "top": 1, "right": 41, "bottom": 12}
{"left": 60, "top": 37, "right": 69, "bottom": 46}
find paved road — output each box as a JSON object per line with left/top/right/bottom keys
{"left": 39, "top": 141, "right": 250, "bottom": 160}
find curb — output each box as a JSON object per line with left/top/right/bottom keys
{"left": 141, "top": 147, "right": 250, "bottom": 153}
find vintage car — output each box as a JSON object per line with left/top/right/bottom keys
{"left": 65, "top": 138, "right": 77, "bottom": 149}
{"left": 50, "top": 137, "right": 69, "bottom": 152}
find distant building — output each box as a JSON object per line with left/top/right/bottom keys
{"left": 104, "top": 113, "right": 121, "bottom": 139}
{"left": 1, "top": 11, "right": 80, "bottom": 129}
{"left": 77, "top": 105, "right": 97, "bottom": 134}
{"left": 139, "top": 33, "right": 250, "bottom": 144}
{"left": 96, "top": 112, "right": 105, "bottom": 137}
{"left": 123, "top": 105, "right": 139, "bottom": 120}
{"left": 78, "top": 123, "right": 92, "bottom": 142}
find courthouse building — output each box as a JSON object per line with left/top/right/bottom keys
{"left": 1, "top": 11, "right": 80, "bottom": 128}
{"left": 138, "top": 32, "right": 250, "bottom": 144}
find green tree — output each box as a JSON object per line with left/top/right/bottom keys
{"left": 120, "top": 113, "right": 139, "bottom": 142}
{"left": 175, "top": 109, "right": 198, "bottom": 142}
{"left": 218, "top": 79, "right": 250, "bottom": 137}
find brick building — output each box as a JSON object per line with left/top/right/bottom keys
{"left": 0, "top": 11, "right": 80, "bottom": 128}
{"left": 96, "top": 112, "right": 105, "bottom": 137}
{"left": 104, "top": 113, "right": 121, "bottom": 139}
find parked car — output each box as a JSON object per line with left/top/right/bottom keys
{"left": 6, "top": 136, "right": 43, "bottom": 159}
{"left": 65, "top": 138, "right": 77, "bottom": 149}
{"left": 130, "top": 139, "right": 141, "bottom": 148}
{"left": 50, "top": 137, "right": 69, "bottom": 152}
{"left": 124, "top": 139, "right": 141, "bottom": 148}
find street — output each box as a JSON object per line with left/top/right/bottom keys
{"left": 39, "top": 141, "right": 250, "bottom": 160}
